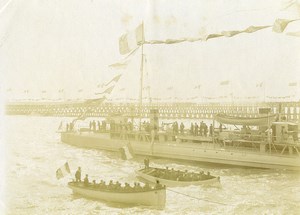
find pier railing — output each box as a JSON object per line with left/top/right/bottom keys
{"left": 5, "top": 101, "right": 300, "bottom": 121}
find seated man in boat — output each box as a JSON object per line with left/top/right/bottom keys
{"left": 108, "top": 180, "right": 114, "bottom": 190}
{"left": 124, "top": 183, "right": 131, "bottom": 191}
{"left": 143, "top": 183, "right": 150, "bottom": 190}
{"left": 84, "top": 174, "right": 89, "bottom": 186}
{"left": 75, "top": 167, "right": 81, "bottom": 182}
{"left": 134, "top": 182, "right": 143, "bottom": 191}
{"left": 155, "top": 180, "right": 163, "bottom": 189}
{"left": 99, "top": 180, "right": 106, "bottom": 189}
{"left": 144, "top": 158, "right": 150, "bottom": 169}
{"left": 115, "top": 181, "right": 122, "bottom": 191}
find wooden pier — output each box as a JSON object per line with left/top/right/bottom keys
{"left": 5, "top": 101, "right": 300, "bottom": 121}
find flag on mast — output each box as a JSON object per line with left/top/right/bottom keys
{"left": 288, "top": 82, "right": 297, "bottom": 86}
{"left": 256, "top": 82, "right": 264, "bottom": 87}
{"left": 104, "top": 74, "right": 122, "bottom": 87}
{"left": 220, "top": 80, "right": 230, "bottom": 85}
{"left": 56, "top": 162, "right": 71, "bottom": 180}
{"left": 119, "top": 23, "right": 144, "bottom": 55}
{"left": 95, "top": 86, "right": 115, "bottom": 95}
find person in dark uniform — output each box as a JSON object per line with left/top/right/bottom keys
{"left": 144, "top": 158, "right": 150, "bottom": 169}
{"left": 194, "top": 123, "right": 199, "bottom": 136}
{"left": 180, "top": 122, "right": 185, "bottom": 134}
{"left": 190, "top": 123, "right": 194, "bottom": 135}
{"left": 84, "top": 174, "right": 89, "bottom": 186}
{"left": 209, "top": 124, "right": 213, "bottom": 137}
{"left": 75, "top": 167, "right": 81, "bottom": 182}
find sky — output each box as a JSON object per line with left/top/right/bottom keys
{"left": 0, "top": 0, "right": 300, "bottom": 103}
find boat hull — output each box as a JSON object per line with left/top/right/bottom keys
{"left": 136, "top": 168, "right": 220, "bottom": 187}
{"left": 61, "top": 132, "right": 300, "bottom": 171}
{"left": 68, "top": 182, "right": 166, "bottom": 209}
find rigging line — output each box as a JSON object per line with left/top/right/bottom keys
{"left": 0, "top": 0, "right": 13, "bottom": 15}
{"left": 167, "top": 188, "right": 230, "bottom": 206}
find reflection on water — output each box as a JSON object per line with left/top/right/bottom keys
{"left": 4, "top": 116, "right": 300, "bottom": 214}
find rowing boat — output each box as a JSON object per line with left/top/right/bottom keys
{"left": 136, "top": 167, "right": 220, "bottom": 187}
{"left": 68, "top": 181, "right": 166, "bottom": 209}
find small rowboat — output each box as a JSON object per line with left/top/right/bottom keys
{"left": 136, "top": 167, "right": 220, "bottom": 187}
{"left": 68, "top": 182, "right": 166, "bottom": 209}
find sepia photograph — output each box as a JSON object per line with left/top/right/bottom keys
{"left": 1, "top": 0, "right": 300, "bottom": 214}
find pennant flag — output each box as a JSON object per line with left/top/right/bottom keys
{"left": 246, "top": 25, "right": 271, "bottom": 33}
{"left": 78, "top": 89, "right": 83, "bottom": 92}
{"left": 289, "top": 82, "right": 297, "bottom": 86}
{"left": 119, "top": 144, "right": 134, "bottom": 160}
{"left": 95, "top": 85, "right": 115, "bottom": 95}
{"left": 220, "top": 80, "right": 230, "bottom": 85}
{"left": 204, "top": 33, "right": 224, "bottom": 41}
{"left": 85, "top": 97, "right": 106, "bottom": 105}
{"left": 119, "top": 23, "right": 144, "bottom": 55}
{"left": 109, "top": 46, "right": 140, "bottom": 69}
{"left": 56, "top": 162, "right": 71, "bottom": 180}
{"left": 42, "top": 90, "right": 46, "bottom": 93}
{"left": 272, "top": 19, "right": 295, "bottom": 33}
{"left": 119, "top": 88, "right": 125, "bottom": 91}
{"left": 6, "top": 88, "right": 12, "bottom": 92}
{"left": 167, "top": 87, "right": 173, "bottom": 90}
{"left": 104, "top": 74, "right": 122, "bottom": 87}
{"left": 256, "top": 82, "right": 264, "bottom": 87}
{"left": 286, "top": 31, "right": 300, "bottom": 37}
{"left": 109, "top": 61, "right": 129, "bottom": 69}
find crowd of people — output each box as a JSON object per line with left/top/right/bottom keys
{"left": 89, "top": 120, "right": 107, "bottom": 132}
{"left": 143, "top": 159, "right": 213, "bottom": 181}
{"left": 74, "top": 167, "right": 164, "bottom": 192}
{"left": 167, "top": 121, "right": 215, "bottom": 137}
{"left": 151, "top": 167, "right": 213, "bottom": 181}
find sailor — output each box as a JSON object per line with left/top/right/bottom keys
{"left": 199, "top": 122, "right": 203, "bottom": 136}
{"left": 144, "top": 158, "right": 150, "bottom": 169}
{"left": 194, "top": 123, "right": 199, "bottom": 136}
{"left": 180, "top": 122, "right": 185, "bottom": 134}
{"left": 209, "top": 124, "right": 213, "bottom": 137}
{"left": 204, "top": 123, "right": 208, "bottom": 137}
{"left": 75, "top": 167, "right": 81, "bottom": 182}
{"left": 155, "top": 180, "right": 162, "bottom": 189}
{"left": 89, "top": 121, "right": 92, "bottom": 131}
{"left": 97, "top": 121, "right": 101, "bottom": 131}
{"left": 219, "top": 124, "right": 223, "bottom": 132}
{"left": 174, "top": 121, "right": 179, "bottom": 134}
{"left": 84, "top": 174, "right": 89, "bottom": 185}
{"left": 66, "top": 123, "right": 69, "bottom": 132}
{"left": 190, "top": 123, "right": 194, "bottom": 135}
{"left": 92, "top": 120, "right": 96, "bottom": 131}
{"left": 143, "top": 183, "right": 150, "bottom": 190}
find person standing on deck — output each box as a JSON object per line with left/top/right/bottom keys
{"left": 190, "top": 123, "right": 194, "bottom": 135}
{"left": 199, "top": 121, "right": 204, "bottom": 136}
{"left": 209, "top": 124, "right": 213, "bottom": 136}
{"left": 180, "top": 122, "right": 185, "bottom": 135}
{"left": 97, "top": 121, "right": 101, "bottom": 131}
{"left": 194, "top": 123, "right": 199, "bottom": 136}
{"left": 75, "top": 167, "right": 81, "bottom": 182}
{"left": 84, "top": 174, "right": 89, "bottom": 185}
{"left": 204, "top": 123, "right": 208, "bottom": 137}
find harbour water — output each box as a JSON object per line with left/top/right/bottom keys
{"left": 3, "top": 116, "right": 300, "bottom": 214}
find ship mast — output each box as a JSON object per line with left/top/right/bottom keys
{"left": 139, "top": 23, "right": 144, "bottom": 130}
